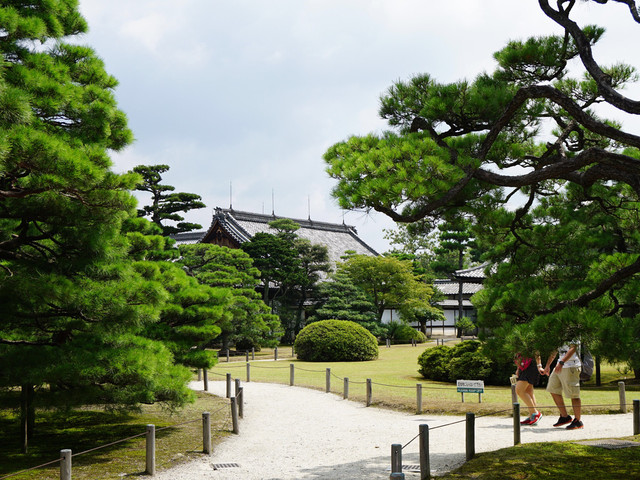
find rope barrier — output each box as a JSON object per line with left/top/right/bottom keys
{"left": 0, "top": 458, "right": 61, "bottom": 479}
{"left": 250, "top": 364, "right": 289, "bottom": 369}
{"left": 1, "top": 395, "right": 233, "bottom": 480}
{"left": 73, "top": 431, "right": 148, "bottom": 457}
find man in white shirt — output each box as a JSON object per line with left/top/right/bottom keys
{"left": 540, "top": 342, "right": 583, "bottom": 430}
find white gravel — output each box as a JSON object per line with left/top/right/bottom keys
{"left": 152, "top": 380, "right": 635, "bottom": 479}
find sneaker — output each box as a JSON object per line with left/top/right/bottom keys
{"left": 566, "top": 418, "right": 584, "bottom": 430}
{"left": 553, "top": 415, "right": 572, "bottom": 427}
{"left": 529, "top": 411, "right": 542, "bottom": 425}
{"left": 520, "top": 416, "right": 533, "bottom": 425}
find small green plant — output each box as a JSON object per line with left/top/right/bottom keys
{"left": 294, "top": 320, "right": 379, "bottom": 362}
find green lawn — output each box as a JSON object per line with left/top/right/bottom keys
{"left": 212, "top": 342, "right": 640, "bottom": 416}
{"left": 1, "top": 342, "right": 638, "bottom": 479}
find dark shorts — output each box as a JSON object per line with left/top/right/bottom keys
{"left": 517, "top": 361, "right": 540, "bottom": 386}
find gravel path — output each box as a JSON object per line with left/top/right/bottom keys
{"left": 153, "top": 381, "right": 634, "bottom": 479}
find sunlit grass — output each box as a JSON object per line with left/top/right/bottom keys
{"left": 210, "top": 343, "right": 639, "bottom": 415}
{"left": 441, "top": 436, "right": 640, "bottom": 480}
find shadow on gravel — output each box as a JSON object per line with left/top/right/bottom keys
{"left": 287, "top": 451, "right": 466, "bottom": 479}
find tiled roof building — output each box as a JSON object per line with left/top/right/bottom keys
{"left": 171, "top": 207, "right": 378, "bottom": 267}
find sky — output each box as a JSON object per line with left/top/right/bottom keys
{"left": 75, "top": 0, "right": 640, "bottom": 253}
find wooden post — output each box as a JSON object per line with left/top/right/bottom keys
{"left": 390, "top": 444, "right": 405, "bottom": 479}
{"left": 366, "top": 379, "right": 372, "bottom": 407}
{"left": 235, "top": 378, "right": 241, "bottom": 397}
{"left": 513, "top": 403, "right": 521, "bottom": 445}
{"left": 197, "top": 368, "right": 202, "bottom": 381}
{"left": 246, "top": 351, "right": 249, "bottom": 362}
{"left": 465, "top": 413, "right": 475, "bottom": 460}
{"left": 326, "top": 368, "right": 331, "bottom": 393}
{"left": 203, "top": 412, "right": 211, "bottom": 454}
{"left": 419, "top": 424, "right": 430, "bottom": 480}
{"left": 60, "top": 449, "right": 72, "bottom": 480}
{"left": 237, "top": 387, "right": 244, "bottom": 418}
{"left": 202, "top": 368, "right": 208, "bottom": 392}
{"left": 146, "top": 425, "right": 155, "bottom": 475}
{"left": 290, "top": 363, "right": 295, "bottom": 386}
{"left": 231, "top": 397, "right": 239, "bottom": 434}
{"left": 226, "top": 349, "right": 230, "bottom": 362}
{"left": 226, "top": 373, "right": 232, "bottom": 398}
{"left": 619, "top": 381, "right": 627, "bottom": 413}
{"left": 511, "top": 384, "right": 517, "bottom": 405}
{"left": 246, "top": 362, "right": 251, "bottom": 382}
{"left": 274, "top": 346, "right": 278, "bottom": 361}
{"left": 344, "top": 377, "right": 349, "bottom": 399}
{"left": 252, "top": 347, "right": 255, "bottom": 360}
{"left": 634, "top": 399, "right": 639, "bottom": 436}
{"left": 416, "top": 384, "right": 423, "bottom": 415}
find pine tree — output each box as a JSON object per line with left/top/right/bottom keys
{"left": 0, "top": 1, "right": 192, "bottom": 451}
{"left": 133, "top": 164, "right": 206, "bottom": 235}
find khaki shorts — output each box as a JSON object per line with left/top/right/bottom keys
{"left": 546, "top": 366, "right": 581, "bottom": 399}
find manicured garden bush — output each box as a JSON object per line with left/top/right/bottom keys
{"left": 386, "top": 322, "right": 428, "bottom": 344}
{"left": 417, "top": 340, "right": 512, "bottom": 385}
{"left": 417, "top": 345, "right": 453, "bottom": 382}
{"left": 294, "top": 320, "right": 379, "bottom": 362}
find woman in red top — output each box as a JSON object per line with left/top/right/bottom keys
{"left": 514, "top": 353, "right": 542, "bottom": 425}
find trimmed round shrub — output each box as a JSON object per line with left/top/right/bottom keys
{"left": 387, "top": 322, "right": 428, "bottom": 344}
{"left": 418, "top": 340, "right": 513, "bottom": 385}
{"left": 294, "top": 320, "right": 379, "bottom": 362}
{"left": 417, "top": 345, "right": 453, "bottom": 382}
{"left": 448, "top": 351, "right": 493, "bottom": 382}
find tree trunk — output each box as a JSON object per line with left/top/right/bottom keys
{"left": 456, "top": 280, "right": 464, "bottom": 338}
{"left": 20, "top": 384, "right": 34, "bottom": 453}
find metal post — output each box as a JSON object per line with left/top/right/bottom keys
{"left": 326, "top": 368, "right": 331, "bottom": 393}
{"left": 203, "top": 412, "right": 211, "bottom": 454}
{"left": 419, "top": 424, "right": 430, "bottom": 480}
{"left": 226, "top": 373, "right": 232, "bottom": 398}
{"left": 416, "top": 384, "right": 423, "bottom": 415}
{"left": 275, "top": 346, "right": 278, "bottom": 361}
{"left": 246, "top": 362, "right": 251, "bottom": 382}
{"left": 60, "top": 449, "right": 72, "bottom": 480}
{"left": 619, "top": 381, "right": 627, "bottom": 413}
{"left": 146, "top": 424, "right": 155, "bottom": 475}
{"left": 344, "top": 377, "right": 349, "bottom": 399}
{"left": 513, "top": 402, "right": 521, "bottom": 445}
{"left": 366, "top": 379, "right": 372, "bottom": 407}
{"left": 390, "top": 444, "right": 405, "bottom": 479}
{"left": 634, "top": 399, "right": 639, "bottom": 435}
{"left": 465, "top": 412, "right": 475, "bottom": 460}
{"left": 290, "top": 363, "right": 295, "bottom": 386}
{"left": 231, "top": 397, "right": 239, "bottom": 434}
{"left": 203, "top": 369, "right": 208, "bottom": 391}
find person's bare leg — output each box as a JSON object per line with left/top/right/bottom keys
{"left": 516, "top": 381, "right": 537, "bottom": 415}
{"left": 527, "top": 383, "right": 537, "bottom": 411}
{"left": 551, "top": 392, "right": 568, "bottom": 417}
{"left": 571, "top": 398, "right": 581, "bottom": 420}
